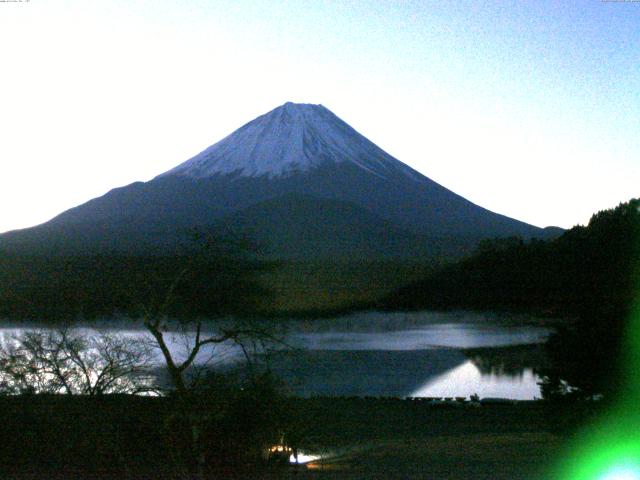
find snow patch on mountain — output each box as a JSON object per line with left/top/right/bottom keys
{"left": 160, "top": 102, "right": 422, "bottom": 181}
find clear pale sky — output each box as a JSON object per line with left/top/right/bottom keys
{"left": 1, "top": 0, "right": 638, "bottom": 234}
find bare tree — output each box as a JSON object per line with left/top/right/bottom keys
{"left": 0, "top": 328, "right": 156, "bottom": 395}
{"left": 127, "top": 237, "right": 286, "bottom": 475}
{"left": 135, "top": 236, "right": 281, "bottom": 398}
{"left": 143, "top": 310, "right": 281, "bottom": 398}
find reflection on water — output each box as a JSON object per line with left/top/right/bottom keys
{"left": 273, "top": 312, "right": 551, "bottom": 399}
{"left": 410, "top": 361, "right": 541, "bottom": 400}
{"left": 463, "top": 343, "right": 548, "bottom": 377}
{"left": 264, "top": 349, "right": 467, "bottom": 398}
{"left": 264, "top": 344, "right": 547, "bottom": 400}
{"left": 0, "top": 311, "right": 553, "bottom": 399}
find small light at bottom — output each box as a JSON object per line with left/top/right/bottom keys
{"left": 289, "top": 451, "right": 321, "bottom": 464}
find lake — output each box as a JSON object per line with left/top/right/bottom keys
{"left": 0, "top": 311, "right": 552, "bottom": 400}
{"left": 268, "top": 311, "right": 551, "bottom": 400}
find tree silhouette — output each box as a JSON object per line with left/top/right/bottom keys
{"left": 0, "top": 328, "right": 155, "bottom": 395}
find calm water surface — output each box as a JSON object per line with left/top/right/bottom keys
{"left": 0, "top": 311, "right": 552, "bottom": 399}
{"left": 272, "top": 311, "right": 551, "bottom": 399}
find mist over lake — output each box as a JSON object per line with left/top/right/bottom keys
{"left": 0, "top": 310, "right": 552, "bottom": 400}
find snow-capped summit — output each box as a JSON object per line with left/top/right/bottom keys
{"left": 160, "top": 102, "right": 419, "bottom": 180}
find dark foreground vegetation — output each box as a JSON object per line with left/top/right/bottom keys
{"left": 0, "top": 385, "right": 285, "bottom": 477}
{"left": 386, "top": 198, "right": 640, "bottom": 401}
{"left": 385, "top": 199, "right": 639, "bottom": 316}
{"left": 0, "top": 394, "right": 569, "bottom": 479}
{"left": 0, "top": 236, "right": 270, "bottom": 321}
{"left": 0, "top": 243, "right": 434, "bottom": 320}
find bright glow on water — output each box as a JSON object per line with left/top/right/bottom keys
{"left": 410, "top": 361, "right": 540, "bottom": 400}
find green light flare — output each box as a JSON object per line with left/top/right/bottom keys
{"left": 623, "top": 300, "right": 640, "bottom": 400}
{"left": 552, "top": 416, "right": 640, "bottom": 479}
{"left": 549, "top": 302, "right": 640, "bottom": 479}
{"left": 599, "top": 465, "right": 640, "bottom": 480}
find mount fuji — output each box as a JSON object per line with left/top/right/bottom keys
{"left": 0, "top": 102, "right": 557, "bottom": 259}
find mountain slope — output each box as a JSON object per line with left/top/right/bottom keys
{"left": 216, "top": 193, "right": 480, "bottom": 260}
{"left": 0, "top": 102, "right": 557, "bottom": 257}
